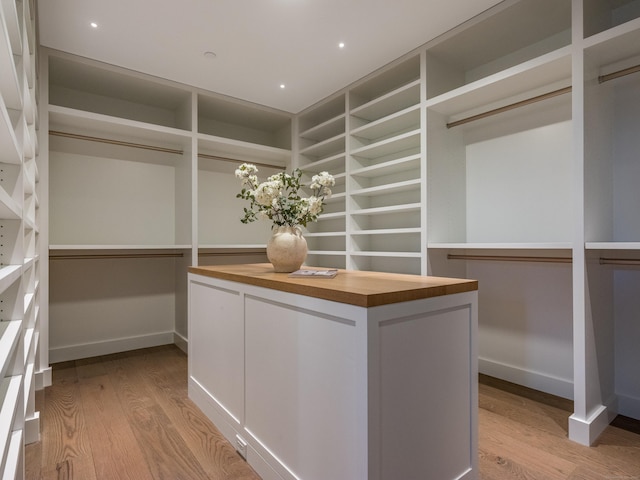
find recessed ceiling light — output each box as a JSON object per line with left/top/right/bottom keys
{"left": 203, "top": 51, "right": 217, "bottom": 59}
{"left": 338, "top": 42, "right": 345, "bottom": 49}
{"left": 90, "top": 22, "right": 98, "bottom": 28}
{"left": 280, "top": 84, "right": 286, "bottom": 89}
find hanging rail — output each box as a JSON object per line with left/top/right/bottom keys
{"left": 447, "top": 254, "right": 572, "bottom": 264}
{"left": 446, "top": 86, "right": 572, "bottom": 129}
{"left": 50, "top": 252, "right": 184, "bottom": 260}
{"left": 599, "top": 257, "right": 640, "bottom": 266}
{"left": 198, "top": 250, "right": 266, "bottom": 257}
{"left": 50, "top": 130, "right": 284, "bottom": 169}
{"left": 197, "top": 153, "right": 284, "bottom": 170}
{"left": 50, "top": 130, "right": 184, "bottom": 155}
{"left": 598, "top": 63, "right": 640, "bottom": 84}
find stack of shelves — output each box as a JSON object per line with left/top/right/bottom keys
{"left": 45, "top": 50, "right": 294, "bottom": 362}
{"left": 579, "top": 0, "right": 640, "bottom": 437}
{"left": 46, "top": 53, "right": 196, "bottom": 363}
{"left": 425, "top": 0, "right": 573, "bottom": 250}
{"left": 296, "top": 94, "right": 347, "bottom": 268}
{"left": 47, "top": 54, "right": 194, "bottom": 251}
{"left": 349, "top": 55, "right": 422, "bottom": 274}
{"left": 1, "top": 0, "right": 40, "bottom": 476}
{"left": 424, "top": 0, "right": 575, "bottom": 415}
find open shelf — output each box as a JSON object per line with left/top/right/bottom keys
{"left": 197, "top": 94, "right": 291, "bottom": 150}
{"left": 586, "top": 242, "right": 640, "bottom": 250}
{"left": 427, "top": 87, "right": 573, "bottom": 245}
{"left": 351, "top": 129, "right": 420, "bottom": 160}
{"left": 351, "top": 105, "right": 420, "bottom": 142}
{"left": 299, "top": 113, "right": 345, "bottom": 143}
{"left": 0, "top": 100, "right": 20, "bottom": 165}
{"left": 0, "top": 11, "right": 21, "bottom": 111}
{"left": 425, "top": 47, "right": 572, "bottom": 119}
{"left": 198, "top": 133, "right": 290, "bottom": 167}
{"left": 49, "top": 105, "right": 192, "bottom": 152}
{"left": 429, "top": 242, "right": 573, "bottom": 250}
{"left": 583, "top": 0, "right": 640, "bottom": 39}
{"left": 49, "top": 54, "right": 192, "bottom": 131}
{"left": 425, "top": 0, "right": 571, "bottom": 100}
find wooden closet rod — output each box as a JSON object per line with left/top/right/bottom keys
{"left": 50, "top": 252, "right": 184, "bottom": 260}
{"left": 197, "top": 153, "right": 284, "bottom": 170}
{"left": 447, "top": 254, "right": 572, "bottom": 264}
{"left": 49, "top": 130, "right": 184, "bottom": 155}
{"left": 446, "top": 86, "right": 572, "bottom": 129}
{"left": 198, "top": 250, "right": 266, "bottom": 257}
{"left": 599, "top": 257, "right": 640, "bottom": 266}
{"left": 598, "top": 64, "right": 640, "bottom": 84}
{"left": 49, "top": 130, "right": 284, "bottom": 169}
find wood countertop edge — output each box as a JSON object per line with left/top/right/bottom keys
{"left": 189, "top": 264, "right": 477, "bottom": 308}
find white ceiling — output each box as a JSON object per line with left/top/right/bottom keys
{"left": 37, "top": 0, "right": 503, "bottom": 114}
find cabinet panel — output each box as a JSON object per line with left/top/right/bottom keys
{"left": 245, "top": 296, "right": 358, "bottom": 480}
{"left": 189, "top": 280, "right": 244, "bottom": 425}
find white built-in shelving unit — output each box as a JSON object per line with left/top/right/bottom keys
{"left": 0, "top": 0, "right": 42, "bottom": 477}
{"left": 43, "top": 48, "right": 293, "bottom": 362}
{"left": 41, "top": 0, "right": 640, "bottom": 450}
{"left": 295, "top": 94, "right": 348, "bottom": 269}
{"left": 576, "top": 0, "right": 640, "bottom": 444}
{"left": 348, "top": 55, "right": 423, "bottom": 275}
{"left": 293, "top": 0, "right": 640, "bottom": 446}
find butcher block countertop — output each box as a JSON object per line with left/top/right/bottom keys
{"left": 188, "top": 263, "right": 477, "bottom": 308}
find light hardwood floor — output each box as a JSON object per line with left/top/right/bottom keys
{"left": 25, "top": 345, "right": 640, "bottom": 479}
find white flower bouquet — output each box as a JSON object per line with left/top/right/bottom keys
{"left": 235, "top": 163, "right": 335, "bottom": 228}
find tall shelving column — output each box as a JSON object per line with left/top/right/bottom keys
{"left": 424, "top": 0, "right": 576, "bottom": 412}
{"left": 296, "top": 94, "right": 347, "bottom": 269}
{"left": 20, "top": 0, "right": 40, "bottom": 447}
{"left": 572, "top": 0, "right": 640, "bottom": 445}
{"left": 348, "top": 55, "right": 422, "bottom": 275}
{"left": 1, "top": 0, "right": 41, "bottom": 476}
{"left": 44, "top": 50, "right": 294, "bottom": 361}
{"left": 46, "top": 50, "right": 195, "bottom": 363}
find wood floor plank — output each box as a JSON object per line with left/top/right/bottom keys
{"left": 38, "top": 363, "right": 98, "bottom": 480}
{"left": 105, "top": 350, "right": 214, "bottom": 479}
{"left": 479, "top": 382, "right": 570, "bottom": 438}
{"left": 25, "top": 346, "right": 640, "bottom": 480}
{"left": 479, "top": 401, "right": 638, "bottom": 479}
{"left": 137, "top": 349, "right": 261, "bottom": 479}
{"left": 77, "top": 374, "right": 155, "bottom": 480}
{"left": 479, "top": 409, "right": 579, "bottom": 479}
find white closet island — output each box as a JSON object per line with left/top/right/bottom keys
{"left": 188, "top": 264, "right": 478, "bottom": 480}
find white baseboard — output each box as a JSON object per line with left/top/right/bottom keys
{"left": 617, "top": 392, "right": 640, "bottom": 420}
{"left": 24, "top": 412, "right": 40, "bottom": 444}
{"left": 479, "top": 357, "right": 574, "bottom": 400}
{"left": 569, "top": 397, "right": 617, "bottom": 446}
{"left": 173, "top": 331, "right": 188, "bottom": 354}
{"left": 35, "top": 366, "right": 52, "bottom": 389}
{"left": 49, "top": 331, "right": 175, "bottom": 363}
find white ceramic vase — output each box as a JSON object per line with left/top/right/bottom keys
{"left": 266, "top": 226, "right": 308, "bottom": 273}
